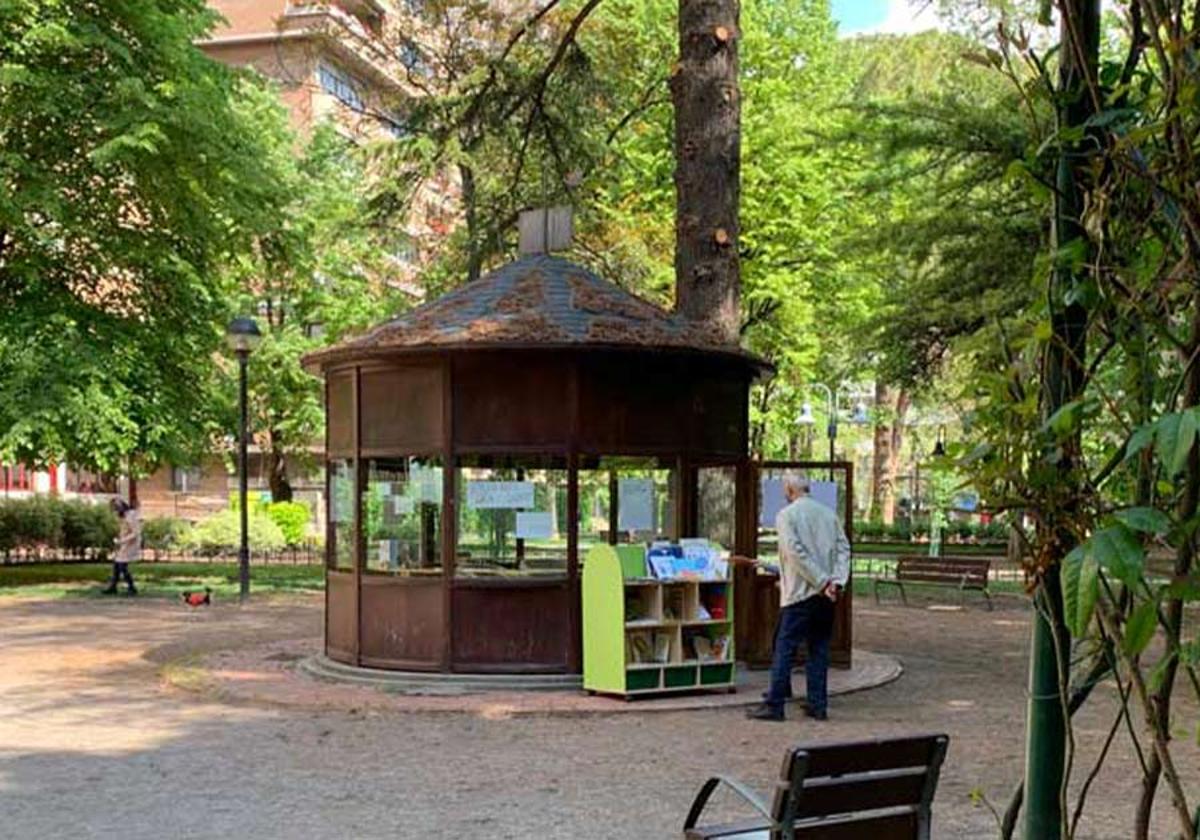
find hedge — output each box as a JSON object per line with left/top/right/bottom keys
{"left": 854, "top": 518, "right": 1009, "bottom": 543}
{"left": 0, "top": 498, "right": 118, "bottom": 554}
{"left": 183, "top": 509, "right": 286, "bottom": 555}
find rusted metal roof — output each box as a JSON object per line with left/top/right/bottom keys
{"left": 304, "top": 254, "right": 770, "bottom": 372}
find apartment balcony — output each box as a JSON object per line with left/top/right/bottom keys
{"left": 280, "top": 2, "right": 408, "bottom": 92}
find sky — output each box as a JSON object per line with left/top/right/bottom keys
{"left": 829, "top": 0, "right": 943, "bottom": 36}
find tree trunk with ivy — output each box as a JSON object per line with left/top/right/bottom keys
{"left": 1022, "top": 2, "right": 1099, "bottom": 837}
{"left": 670, "top": 0, "right": 741, "bottom": 345}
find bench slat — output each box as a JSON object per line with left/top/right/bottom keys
{"left": 795, "top": 768, "right": 927, "bottom": 819}
{"left": 801, "top": 735, "right": 945, "bottom": 776}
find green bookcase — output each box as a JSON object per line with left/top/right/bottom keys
{"left": 582, "top": 544, "right": 736, "bottom": 698}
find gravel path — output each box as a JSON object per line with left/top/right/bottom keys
{"left": 0, "top": 591, "right": 1194, "bottom": 839}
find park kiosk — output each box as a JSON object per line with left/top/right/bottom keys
{"left": 304, "top": 250, "right": 852, "bottom": 679}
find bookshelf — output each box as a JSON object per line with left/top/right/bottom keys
{"left": 582, "top": 544, "right": 736, "bottom": 698}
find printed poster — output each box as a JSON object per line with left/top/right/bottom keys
{"left": 618, "top": 478, "right": 655, "bottom": 532}
{"left": 515, "top": 511, "right": 554, "bottom": 540}
{"left": 466, "top": 480, "right": 534, "bottom": 510}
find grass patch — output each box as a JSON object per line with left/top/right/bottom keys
{"left": 0, "top": 562, "right": 324, "bottom": 599}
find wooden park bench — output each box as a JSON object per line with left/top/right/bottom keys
{"left": 683, "top": 733, "right": 950, "bottom": 839}
{"left": 873, "top": 555, "right": 993, "bottom": 610}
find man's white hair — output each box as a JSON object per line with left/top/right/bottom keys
{"left": 782, "top": 472, "right": 810, "bottom": 495}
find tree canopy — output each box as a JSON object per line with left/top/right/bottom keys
{"left": 0, "top": 0, "right": 291, "bottom": 472}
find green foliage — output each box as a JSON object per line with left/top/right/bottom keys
{"left": 265, "top": 501, "right": 310, "bottom": 546}
{"left": 1123, "top": 599, "right": 1158, "bottom": 658}
{"left": 226, "top": 125, "right": 409, "bottom": 498}
{"left": 1062, "top": 544, "right": 1099, "bottom": 637}
{"left": 142, "top": 517, "right": 192, "bottom": 551}
{"left": 0, "top": 498, "right": 116, "bottom": 552}
{"left": 0, "top": 0, "right": 298, "bottom": 473}
{"left": 183, "top": 509, "right": 286, "bottom": 555}
{"left": 60, "top": 502, "right": 119, "bottom": 551}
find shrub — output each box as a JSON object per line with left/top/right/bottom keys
{"left": 143, "top": 517, "right": 192, "bottom": 551}
{"left": 266, "top": 501, "right": 310, "bottom": 546}
{"left": 979, "top": 521, "right": 1010, "bottom": 542}
{"left": 0, "top": 498, "right": 122, "bottom": 553}
{"left": 60, "top": 502, "right": 118, "bottom": 552}
{"left": 183, "top": 509, "right": 286, "bottom": 555}
{"left": 6, "top": 497, "right": 64, "bottom": 547}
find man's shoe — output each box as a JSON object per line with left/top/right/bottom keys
{"left": 804, "top": 706, "right": 828, "bottom": 721}
{"left": 746, "top": 704, "right": 785, "bottom": 722}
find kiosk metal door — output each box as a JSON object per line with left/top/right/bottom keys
{"left": 737, "top": 460, "right": 854, "bottom": 668}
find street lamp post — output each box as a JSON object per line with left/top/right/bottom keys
{"left": 797, "top": 384, "right": 870, "bottom": 464}
{"left": 226, "top": 316, "right": 262, "bottom": 603}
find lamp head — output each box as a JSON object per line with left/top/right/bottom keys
{"left": 796, "top": 402, "right": 816, "bottom": 427}
{"left": 850, "top": 402, "right": 870, "bottom": 425}
{"left": 226, "top": 316, "right": 262, "bottom": 355}
{"left": 932, "top": 424, "right": 947, "bottom": 457}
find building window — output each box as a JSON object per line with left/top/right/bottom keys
{"left": 171, "top": 466, "right": 203, "bottom": 493}
{"left": 318, "top": 62, "right": 364, "bottom": 112}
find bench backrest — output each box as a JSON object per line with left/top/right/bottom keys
{"left": 896, "top": 556, "right": 989, "bottom": 587}
{"left": 768, "top": 734, "right": 949, "bottom": 840}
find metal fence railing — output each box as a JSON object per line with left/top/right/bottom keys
{"left": 2, "top": 543, "right": 323, "bottom": 566}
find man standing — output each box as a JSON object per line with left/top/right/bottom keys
{"left": 747, "top": 473, "right": 850, "bottom": 722}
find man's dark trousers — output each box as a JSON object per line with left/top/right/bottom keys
{"left": 764, "top": 594, "right": 834, "bottom": 714}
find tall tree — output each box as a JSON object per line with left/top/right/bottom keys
{"left": 228, "top": 126, "right": 408, "bottom": 501}
{"left": 0, "top": 0, "right": 292, "bottom": 473}
{"left": 671, "top": 0, "right": 741, "bottom": 343}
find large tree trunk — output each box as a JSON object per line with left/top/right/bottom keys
{"left": 670, "top": 0, "right": 740, "bottom": 345}
{"left": 459, "top": 162, "right": 482, "bottom": 283}
{"left": 870, "top": 385, "right": 909, "bottom": 524}
{"left": 266, "top": 435, "right": 293, "bottom": 503}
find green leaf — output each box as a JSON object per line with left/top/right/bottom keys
{"left": 1113, "top": 507, "right": 1171, "bottom": 534}
{"left": 1091, "top": 524, "right": 1145, "bottom": 587}
{"left": 1062, "top": 545, "right": 1099, "bottom": 636}
{"left": 1125, "top": 422, "right": 1156, "bottom": 460}
{"left": 1045, "top": 400, "right": 1083, "bottom": 438}
{"left": 1123, "top": 600, "right": 1158, "bottom": 657}
{"left": 1164, "top": 578, "right": 1200, "bottom": 602}
{"left": 1155, "top": 412, "right": 1198, "bottom": 477}
{"left": 1147, "top": 651, "right": 1176, "bottom": 694}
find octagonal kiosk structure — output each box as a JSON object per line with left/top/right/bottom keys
{"left": 303, "top": 254, "right": 770, "bottom": 675}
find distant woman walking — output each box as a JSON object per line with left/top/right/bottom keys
{"left": 103, "top": 498, "right": 140, "bottom": 595}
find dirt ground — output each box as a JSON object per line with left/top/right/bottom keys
{"left": 0, "top": 591, "right": 1195, "bottom": 839}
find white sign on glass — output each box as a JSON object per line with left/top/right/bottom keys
{"left": 467, "top": 480, "right": 535, "bottom": 510}
{"left": 515, "top": 511, "right": 554, "bottom": 540}
{"left": 811, "top": 479, "right": 839, "bottom": 515}
{"left": 618, "top": 478, "right": 655, "bottom": 532}
{"left": 412, "top": 464, "right": 442, "bottom": 503}
{"left": 759, "top": 477, "right": 787, "bottom": 528}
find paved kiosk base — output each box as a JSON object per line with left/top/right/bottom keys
{"left": 290, "top": 649, "right": 902, "bottom": 714}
